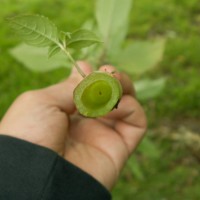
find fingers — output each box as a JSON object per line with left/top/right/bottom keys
{"left": 42, "top": 61, "right": 93, "bottom": 114}
{"left": 99, "top": 65, "right": 135, "bottom": 96}
{"left": 105, "top": 95, "right": 147, "bottom": 154}
{"left": 99, "top": 65, "right": 147, "bottom": 154}
{"left": 119, "top": 72, "right": 135, "bottom": 96}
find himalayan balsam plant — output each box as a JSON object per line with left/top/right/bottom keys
{"left": 8, "top": 14, "right": 122, "bottom": 117}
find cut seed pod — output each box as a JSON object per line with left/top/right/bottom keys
{"left": 73, "top": 71, "right": 122, "bottom": 117}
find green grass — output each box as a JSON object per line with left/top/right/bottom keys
{"left": 0, "top": 0, "right": 200, "bottom": 199}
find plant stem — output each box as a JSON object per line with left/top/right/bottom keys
{"left": 60, "top": 45, "right": 86, "bottom": 78}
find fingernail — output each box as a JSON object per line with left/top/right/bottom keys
{"left": 99, "top": 65, "right": 117, "bottom": 73}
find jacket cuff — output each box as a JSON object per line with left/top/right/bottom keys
{"left": 0, "top": 135, "right": 111, "bottom": 200}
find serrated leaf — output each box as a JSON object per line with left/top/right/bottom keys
{"left": 114, "top": 39, "right": 166, "bottom": 75}
{"left": 9, "top": 43, "right": 70, "bottom": 72}
{"left": 96, "top": 0, "right": 132, "bottom": 52}
{"left": 48, "top": 44, "right": 61, "bottom": 58}
{"left": 66, "top": 29, "right": 102, "bottom": 49}
{"left": 135, "top": 77, "right": 167, "bottom": 100}
{"left": 8, "top": 14, "right": 60, "bottom": 47}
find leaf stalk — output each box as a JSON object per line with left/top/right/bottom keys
{"left": 60, "top": 45, "right": 86, "bottom": 78}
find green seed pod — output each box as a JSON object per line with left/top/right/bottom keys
{"left": 73, "top": 71, "right": 122, "bottom": 117}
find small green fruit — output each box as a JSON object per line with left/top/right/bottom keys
{"left": 73, "top": 71, "right": 122, "bottom": 117}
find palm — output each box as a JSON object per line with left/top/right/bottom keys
{"left": 64, "top": 94, "right": 146, "bottom": 189}
{"left": 65, "top": 114, "right": 126, "bottom": 189}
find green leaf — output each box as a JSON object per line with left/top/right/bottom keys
{"left": 79, "top": 20, "right": 103, "bottom": 67}
{"left": 81, "top": 19, "right": 96, "bottom": 31}
{"left": 138, "top": 137, "right": 161, "bottom": 159}
{"left": 135, "top": 77, "right": 167, "bottom": 100}
{"left": 9, "top": 43, "right": 70, "bottom": 72}
{"left": 48, "top": 44, "right": 61, "bottom": 58}
{"left": 60, "top": 31, "right": 72, "bottom": 39}
{"left": 96, "top": 0, "right": 132, "bottom": 52}
{"left": 66, "top": 29, "right": 102, "bottom": 49}
{"left": 114, "top": 39, "right": 166, "bottom": 75}
{"left": 59, "top": 31, "right": 72, "bottom": 48}
{"left": 127, "top": 156, "right": 144, "bottom": 180}
{"left": 8, "top": 14, "right": 60, "bottom": 47}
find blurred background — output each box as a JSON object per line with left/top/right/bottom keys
{"left": 0, "top": 0, "right": 200, "bottom": 199}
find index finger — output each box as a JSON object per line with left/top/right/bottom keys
{"left": 99, "top": 65, "right": 135, "bottom": 97}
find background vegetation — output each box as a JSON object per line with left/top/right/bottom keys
{"left": 0, "top": 0, "right": 200, "bottom": 199}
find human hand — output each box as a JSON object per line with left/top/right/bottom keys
{"left": 0, "top": 61, "right": 147, "bottom": 190}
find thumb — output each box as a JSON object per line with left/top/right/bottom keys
{"left": 43, "top": 61, "right": 93, "bottom": 114}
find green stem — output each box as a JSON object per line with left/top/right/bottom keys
{"left": 60, "top": 45, "right": 86, "bottom": 78}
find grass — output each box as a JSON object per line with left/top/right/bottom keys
{"left": 0, "top": 0, "right": 200, "bottom": 199}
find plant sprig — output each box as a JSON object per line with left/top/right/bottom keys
{"left": 8, "top": 14, "right": 102, "bottom": 78}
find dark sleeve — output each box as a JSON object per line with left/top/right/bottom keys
{"left": 0, "top": 135, "right": 111, "bottom": 200}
